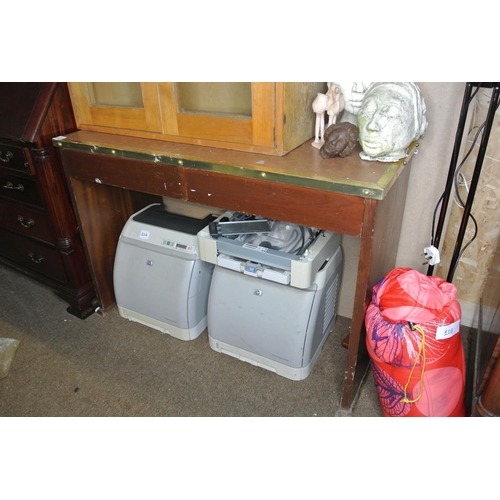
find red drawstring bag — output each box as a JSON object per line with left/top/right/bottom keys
{"left": 365, "top": 268, "right": 466, "bottom": 417}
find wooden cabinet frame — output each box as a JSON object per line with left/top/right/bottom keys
{"left": 68, "top": 82, "right": 326, "bottom": 156}
{"left": 0, "top": 83, "right": 96, "bottom": 319}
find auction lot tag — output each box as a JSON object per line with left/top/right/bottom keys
{"left": 436, "top": 319, "right": 461, "bottom": 340}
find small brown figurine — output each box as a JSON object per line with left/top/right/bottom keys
{"left": 319, "top": 122, "right": 359, "bottom": 159}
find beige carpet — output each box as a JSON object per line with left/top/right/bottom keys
{"left": 0, "top": 263, "right": 386, "bottom": 417}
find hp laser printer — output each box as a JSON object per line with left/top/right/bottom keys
{"left": 113, "top": 203, "right": 216, "bottom": 341}
{"left": 197, "top": 212, "right": 343, "bottom": 380}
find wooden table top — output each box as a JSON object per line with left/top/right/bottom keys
{"left": 53, "top": 131, "right": 418, "bottom": 201}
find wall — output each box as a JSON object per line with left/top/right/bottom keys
{"left": 337, "top": 83, "right": 466, "bottom": 319}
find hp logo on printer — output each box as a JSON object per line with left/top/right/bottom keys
{"left": 253, "top": 289, "right": 263, "bottom": 296}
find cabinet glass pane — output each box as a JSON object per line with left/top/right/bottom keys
{"left": 176, "top": 83, "right": 252, "bottom": 117}
{"left": 90, "top": 83, "right": 144, "bottom": 108}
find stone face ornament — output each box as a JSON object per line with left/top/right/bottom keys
{"left": 329, "top": 82, "right": 372, "bottom": 125}
{"left": 356, "top": 82, "right": 427, "bottom": 162}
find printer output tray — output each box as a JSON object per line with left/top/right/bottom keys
{"left": 197, "top": 211, "right": 341, "bottom": 289}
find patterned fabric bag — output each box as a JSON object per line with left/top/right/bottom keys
{"left": 365, "top": 268, "right": 466, "bottom": 417}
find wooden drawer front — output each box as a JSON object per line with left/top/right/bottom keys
{"left": 0, "top": 143, "right": 30, "bottom": 173}
{"left": 0, "top": 170, "right": 44, "bottom": 208}
{"left": 183, "top": 169, "right": 365, "bottom": 237}
{"left": 61, "top": 149, "right": 184, "bottom": 199}
{"left": 0, "top": 227, "right": 65, "bottom": 282}
{"left": 0, "top": 199, "right": 53, "bottom": 243}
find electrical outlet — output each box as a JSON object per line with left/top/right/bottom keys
{"left": 423, "top": 246, "right": 440, "bottom": 266}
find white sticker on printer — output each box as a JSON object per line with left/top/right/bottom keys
{"left": 139, "top": 230, "right": 150, "bottom": 240}
{"left": 243, "top": 243, "right": 268, "bottom": 252}
{"left": 435, "top": 319, "right": 461, "bottom": 340}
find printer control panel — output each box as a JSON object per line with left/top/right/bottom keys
{"left": 161, "top": 239, "right": 196, "bottom": 254}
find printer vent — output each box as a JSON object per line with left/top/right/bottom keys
{"left": 323, "top": 274, "right": 339, "bottom": 334}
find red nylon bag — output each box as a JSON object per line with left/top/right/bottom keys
{"left": 365, "top": 268, "right": 466, "bottom": 417}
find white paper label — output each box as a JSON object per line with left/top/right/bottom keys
{"left": 243, "top": 243, "right": 268, "bottom": 252}
{"left": 435, "top": 319, "right": 461, "bottom": 340}
{"left": 139, "top": 230, "right": 150, "bottom": 240}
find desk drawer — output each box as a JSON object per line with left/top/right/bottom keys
{"left": 0, "top": 199, "right": 54, "bottom": 243}
{"left": 0, "top": 227, "right": 65, "bottom": 282}
{"left": 184, "top": 169, "right": 365, "bottom": 236}
{"left": 0, "top": 170, "right": 44, "bottom": 208}
{"left": 0, "top": 143, "right": 30, "bottom": 174}
{"left": 61, "top": 149, "right": 184, "bottom": 199}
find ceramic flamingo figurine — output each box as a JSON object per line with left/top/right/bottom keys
{"left": 326, "top": 84, "right": 345, "bottom": 127}
{"left": 311, "top": 92, "right": 329, "bottom": 149}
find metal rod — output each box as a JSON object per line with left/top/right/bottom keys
{"left": 427, "top": 83, "right": 473, "bottom": 276}
{"left": 446, "top": 84, "right": 500, "bottom": 282}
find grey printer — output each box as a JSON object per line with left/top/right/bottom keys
{"left": 197, "top": 212, "right": 343, "bottom": 380}
{"left": 113, "top": 204, "right": 216, "bottom": 341}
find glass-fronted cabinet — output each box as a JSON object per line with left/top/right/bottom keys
{"left": 69, "top": 82, "right": 163, "bottom": 133}
{"left": 68, "top": 82, "right": 326, "bottom": 156}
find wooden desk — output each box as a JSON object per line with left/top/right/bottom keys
{"left": 54, "top": 130, "right": 416, "bottom": 413}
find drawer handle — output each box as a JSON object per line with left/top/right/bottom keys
{"left": 28, "top": 252, "right": 44, "bottom": 264}
{"left": 2, "top": 181, "right": 24, "bottom": 191}
{"left": 0, "top": 150, "right": 14, "bottom": 163}
{"left": 18, "top": 215, "right": 35, "bottom": 228}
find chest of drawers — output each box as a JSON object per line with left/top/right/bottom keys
{"left": 0, "top": 83, "right": 96, "bottom": 318}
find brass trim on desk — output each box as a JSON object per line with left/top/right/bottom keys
{"left": 53, "top": 133, "right": 417, "bottom": 201}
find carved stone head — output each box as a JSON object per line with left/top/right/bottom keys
{"left": 357, "top": 82, "right": 427, "bottom": 162}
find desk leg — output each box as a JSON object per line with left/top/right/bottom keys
{"left": 339, "top": 199, "right": 376, "bottom": 413}
{"left": 339, "top": 163, "right": 412, "bottom": 413}
{"left": 69, "top": 178, "right": 135, "bottom": 312}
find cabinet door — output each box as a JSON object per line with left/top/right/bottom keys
{"left": 158, "top": 82, "right": 276, "bottom": 147}
{"left": 69, "top": 82, "right": 162, "bottom": 133}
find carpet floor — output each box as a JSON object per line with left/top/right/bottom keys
{"left": 0, "top": 263, "right": 386, "bottom": 417}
